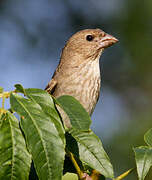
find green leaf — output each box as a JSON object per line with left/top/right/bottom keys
{"left": 57, "top": 95, "right": 91, "bottom": 131}
{"left": 134, "top": 146, "right": 152, "bottom": 180}
{"left": 144, "top": 128, "right": 152, "bottom": 147}
{"left": 0, "top": 111, "right": 31, "bottom": 180}
{"left": 10, "top": 92, "right": 65, "bottom": 180}
{"left": 14, "top": 84, "right": 26, "bottom": 94}
{"left": 24, "top": 88, "right": 65, "bottom": 143}
{"left": 62, "top": 173, "right": 78, "bottom": 180}
{"left": 0, "top": 112, "right": 6, "bottom": 127}
{"left": 0, "top": 86, "right": 3, "bottom": 93}
{"left": 69, "top": 129, "right": 114, "bottom": 179}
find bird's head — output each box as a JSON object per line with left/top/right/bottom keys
{"left": 61, "top": 29, "right": 118, "bottom": 64}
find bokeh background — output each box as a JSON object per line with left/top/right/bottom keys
{"left": 0, "top": 0, "right": 152, "bottom": 179}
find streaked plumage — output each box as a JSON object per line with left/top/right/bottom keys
{"left": 45, "top": 29, "right": 118, "bottom": 126}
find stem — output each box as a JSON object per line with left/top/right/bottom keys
{"left": 114, "top": 168, "right": 134, "bottom": 180}
{"left": 68, "top": 151, "right": 83, "bottom": 179}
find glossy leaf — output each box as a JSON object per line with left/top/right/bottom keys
{"left": 14, "top": 84, "right": 26, "bottom": 94}
{"left": 134, "top": 146, "right": 152, "bottom": 180}
{"left": 0, "top": 111, "right": 31, "bottom": 180}
{"left": 62, "top": 173, "right": 78, "bottom": 180}
{"left": 24, "top": 88, "right": 65, "bottom": 143}
{"left": 69, "top": 129, "right": 114, "bottom": 178}
{"left": 144, "top": 128, "right": 152, "bottom": 147}
{"left": 57, "top": 95, "right": 91, "bottom": 131}
{"left": 0, "top": 112, "right": 6, "bottom": 127}
{"left": 10, "top": 92, "right": 65, "bottom": 180}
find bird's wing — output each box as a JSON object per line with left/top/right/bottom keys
{"left": 45, "top": 78, "right": 57, "bottom": 94}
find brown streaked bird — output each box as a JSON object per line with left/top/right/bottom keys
{"left": 45, "top": 29, "right": 118, "bottom": 127}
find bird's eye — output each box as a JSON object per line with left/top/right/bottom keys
{"left": 86, "top": 35, "right": 94, "bottom": 41}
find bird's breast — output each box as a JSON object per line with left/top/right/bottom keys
{"left": 53, "top": 58, "right": 101, "bottom": 115}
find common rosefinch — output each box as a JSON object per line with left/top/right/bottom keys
{"left": 45, "top": 29, "right": 118, "bottom": 126}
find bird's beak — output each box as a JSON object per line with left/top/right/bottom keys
{"left": 99, "top": 33, "right": 118, "bottom": 49}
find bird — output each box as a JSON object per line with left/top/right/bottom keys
{"left": 45, "top": 28, "right": 118, "bottom": 127}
